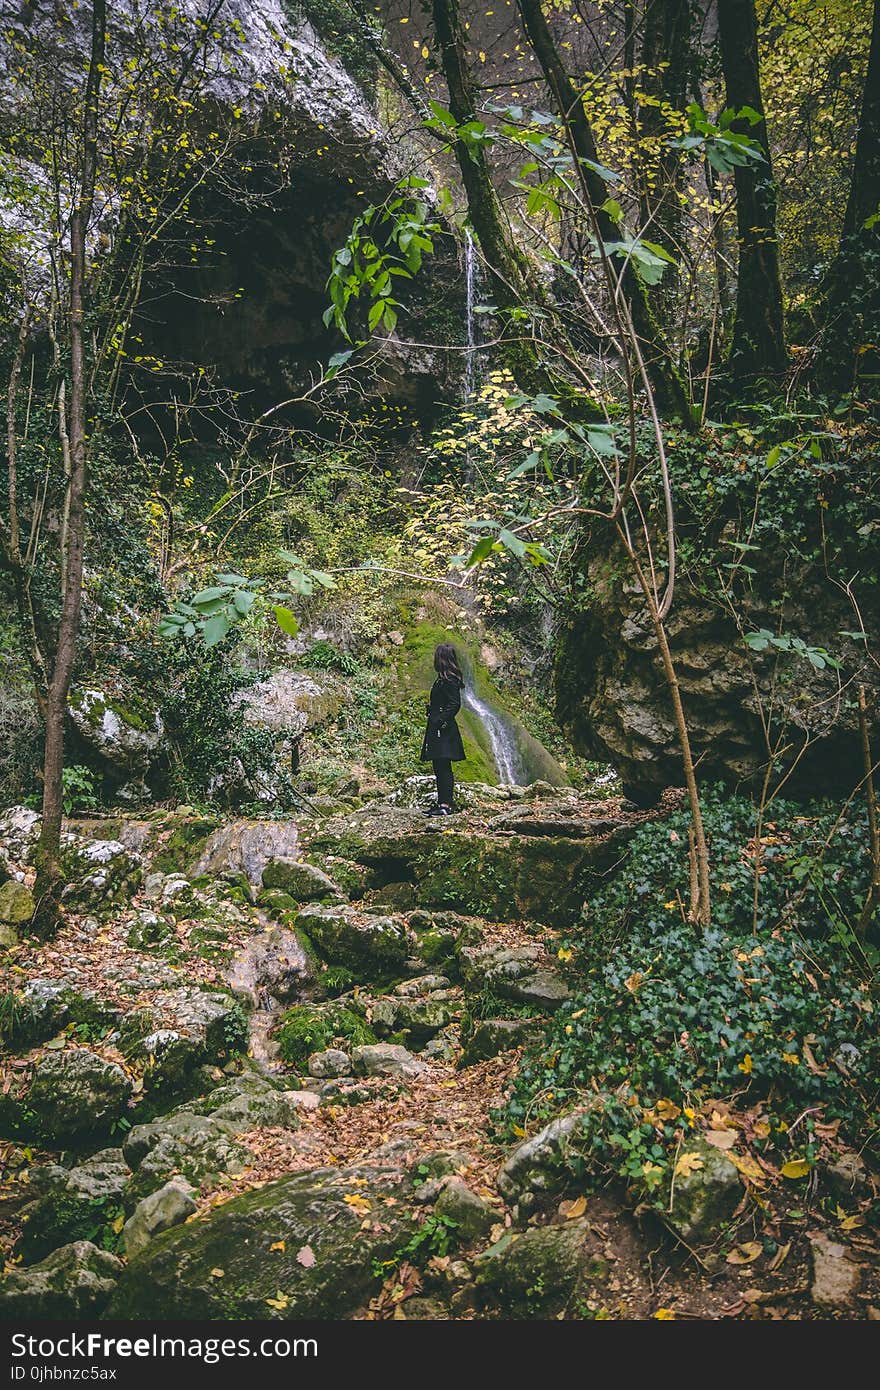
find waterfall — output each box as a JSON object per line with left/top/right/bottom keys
{"left": 463, "top": 226, "right": 478, "bottom": 400}
{"left": 463, "top": 685, "right": 525, "bottom": 786}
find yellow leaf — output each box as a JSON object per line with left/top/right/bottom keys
{"left": 840, "top": 1213, "right": 864, "bottom": 1231}
{"left": 653, "top": 1307, "right": 676, "bottom": 1319}
{"left": 270, "top": 1240, "right": 286, "bottom": 1252}
{"left": 780, "top": 1158, "right": 810, "bottom": 1180}
{"left": 265, "top": 1291, "right": 290, "bottom": 1310}
{"left": 111, "top": 1213, "right": 125, "bottom": 1234}
{"left": 738, "top": 1053, "right": 753, "bottom": 1074}
{"left": 781, "top": 1052, "right": 800, "bottom": 1066}
{"left": 511, "top": 1125, "right": 526, "bottom": 1139}
{"left": 655, "top": 1099, "right": 681, "bottom": 1122}
{"left": 421, "top": 44, "right": 429, "bottom": 58}
{"left": 727, "top": 1152, "right": 765, "bottom": 1184}
{"left": 674, "top": 1152, "right": 704, "bottom": 1179}
{"left": 623, "top": 971, "right": 643, "bottom": 994}
{"left": 210, "top": 1268, "right": 224, "bottom": 1278}
{"left": 559, "top": 1195, "right": 587, "bottom": 1220}
{"left": 768, "top": 1241, "right": 791, "bottom": 1271}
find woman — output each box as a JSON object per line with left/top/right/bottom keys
{"left": 421, "top": 642, "right": 465, "bottom": 816}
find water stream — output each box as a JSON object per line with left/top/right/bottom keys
{"left": 462, "top": 685, "right": 525, "bottom": 786}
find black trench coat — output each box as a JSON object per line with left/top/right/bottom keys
{"left": 420, "top": 677, "right": 466, "bottom": 762}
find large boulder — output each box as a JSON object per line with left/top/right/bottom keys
{"left": 295, "top": 904, "right": 409, "bottom": 976}
{"left": 0, "top": 878, "right": 34, "bottom": 926}
{"left": 18, "top": 1150, "right": 131, "bottom": 1262}
{"left": 107, "top": 1164, "right": 419, "bottom": 1318}
{"left": 122, "top": 1111, "right": 250, "bottom": 1205}
{"left": 0, "top": 1241, "right": 123, "bottom": 1319}
{"left": 474, "top": 1219, "right": 606, "bottom": 1316}
{"left": 190, "top": 819, "right": 301, "bottom": 888}
{"left": 307, "top": 805, "right": 630, "bottom": 926}
{"left": 226, "top": 925, "right": 315, "bottom": 1007}
{"left": 262, "top": 859, "right": 346, "bottom": 903}
{"left": 555, "top": 554, "right": 880, "bottom": 804}
{"left": 497, "top": 1107, "right": 601, "bottom": 1202}
{"left": 68, "top": 687, "right": 164, "bottom": 797}
{"left": 0, "top": 806, "right": 41, "bottom": 862}
{"left": 0, "top": 1047, "right": 133, "bottom": 1143}
{"left": 123, "top": 1180, "right": 198, "bottom": 1257}
{"left": 60, "top": 835, "right": 143, "bottom": 911}
{"left": 458, "top": 941, "right": 569, "bottom": 1011}
{"left": 117, "top": 987, "right": 247, "bottom": 1090}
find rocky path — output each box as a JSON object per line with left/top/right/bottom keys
{"left": 1, "top": 786, "right": 872, "bottom": 1319}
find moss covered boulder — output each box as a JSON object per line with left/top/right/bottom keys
{"left": 18, "top": 1149, "right": 130, "bottom": 1262}
{"left": 106, "top": 1164, "right": 418, "bottom": 1319}
{"left": 0, "top": 879, "right": 34, "bottom": 926}
{"left": 262, "top": 859, "right": 346, "bottom": 903}
{"left": 665, "top": 1137, "right": 743, "bottom": 1246}
{"left": 0, "top": 1241, "right": 123, "bottom": 1319}
{"left": 474, "top": 1219, "right": 607, "bottom": 1316}
{"left": 274, "top": 1001, "right": 376, "bottom": 1070}
{"left": 0, "top": 1046, "right": 134, "bottom": 1144}
{"left": 295, "top": 904, "right": 409, "bottom": 976}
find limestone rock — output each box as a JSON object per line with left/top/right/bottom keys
{"left": 0, "top": 878, "right": 33, "bottom": 925}
{"left": 474, "top": 1219, "right": 605, "bottom": 1316}
{"left": 262, "top": 858, "right": 346, "bottom": 903}
{"left": 0, "top": 1046, "right": 133, "bottom": 1143}
{"left": 234, "top": 669, "right": 348, "bottom": 739}
{"left": 190, "top": 819, "right": 301, "bottom": 887}
{"left": 666, "top": 1138, "right": 743, "bottom": 1246}
{"left": 824, "top": 1151, "right": 871, "bottom": 1202}
{"left": 307, "top": 1048, "right": 351, "bottom": 1078}
{"left": 60, "top": 836, "right": 143, "bottom": 911}
{"left": 69, "top": 687, "right": 164, "bottom": 783}
{"left": 0, "top": 806, "right": 41, "bottom": 862}
{"left": 18, "top": 1150, "right": 131, "bottom": 1263}
{"left": 296, "top": 904, "right": 409, "bottom": 975}
{"left": 497, "top": 1107, "right": 600, "bottom": 1201}
{"left": 809, "top": 1231, "right": 861, "bottom": 1307}
{"left": 459, "top": 1017, "right": 539, "bottom": 1066}
{"left": 0, "top": 1241, "right": 123, "bottom": 1319}
{"left": 434, "top": 1179, "right": 495, "bottom": 1242}
{"left": 123, "top": 1180, "right": 198, "bottom": 1257}
{"left": 459, "top": 942, "right": 569, "bottom": 1011}
{"left": 118, "top": 987, "right": 247, "bottom": 1088}
{"left": 226, "top": 925, "right": 314, "bottom": 1007}
{"left": 107, "top": 1164, "right": 417, "bottom": 1318}
{"left": 351, "top": 1043, "right": 427, "bottom": 1080}
{"left": 122, "top": 1111, "right": 249, "bottom": 1204}
{"left": 395, "top": 996, "right": 456, "bottom": 1046}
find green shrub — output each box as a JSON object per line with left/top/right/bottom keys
{"left": 275, "top": 1002, "right": 376, "bottom": 1070}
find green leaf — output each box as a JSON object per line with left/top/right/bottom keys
{"left": 467, "top": 535, "right": 497, "bottom": 566}
{"left": 498, "top": 528, "right": 527, "bottom": 558}
{"left": 203, "top": 613, "right": 231, "bottom": 647}
{"left": 273, "top": 606, "right": 300, "bottom": 637}
{"left": 191, "top": 586, "right": 228, "bottom": 605}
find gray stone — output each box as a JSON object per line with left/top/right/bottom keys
{"left": 262, "top": 859, "right": 346, "bottom": 903}
{"left": 497, "top": 1106, "right": 600, "bottom": 1201}
{"left": 0, "top": 1241, "right": 123, "bottom": 1318}
{"left": 68, "top": 687, "right": 164, "bottom": 777}
{"left": 434, "top": 1179, "right": 495, "bottom": 1241}
{"left": 64, "top": 1149, "right": 131, "bottom": 1203}
{"left": 0, "top": 879, "right": 33, "bottom": 924}
{"left": 824, "top": 1151, "right": 871, "bottom": 1201}
{"left": 458, "top": 942, "right": 569, "bottom": 1010}
{"left": 809, "top": 1231, "right": 861, "bottom": 1307}
{"left": 474, "top": 1219, "right": 605, "bottom": 1316}
{"left": 666, "top": 1138, "right": 743, "bottom": 1246}
{"left": 190, "top": 819, "right": 302, "bottom": 888}
{"left": 307, "top": 1048, "right": 351, "bottom": 1078}
{"left": 0, "top": 1046, "right": 133, "bottom": 1142}
{"left": 459, "top": 1017, "right": 539, "bottom": 1066}
{"left": 118, "top": 987, "right": 246, "bottom": 1087}
{"left": 0, "top": 806, "right": 41, "bottom": 861}
{"left": 296, "top": 904, "right": 409, "bottom": 975}
{"left": 396, "top": 996, "right": 455, "bottom": 1046}
{"left": 107, "top": 1164, "right": 418, "bottom": 1319}
{"left": 226, "top": 926, "right": 313, "bottom": 1006}
{"left": 393, "top": 975, "right": 451, "bottom": 997}
{"left": 123, "top": 1112, "right": 249, "bottom": 1204}
{"left": 60, "top": 837, "right": 143, "bottom": 911}
{"left": 351, "top": 1043, "right": 427, "bottom": 1081}
{"left": 123, "top": 1179, "right": 198, "bottom": 1256}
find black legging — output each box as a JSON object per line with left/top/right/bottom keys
{"left": 432, "top": 758, "right": 454, "bottom": 807}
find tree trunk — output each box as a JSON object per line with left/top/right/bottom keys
{"left": 716, "top": 0, "right": 786, "bottom": 380}
{"left": 33, "top": 0, "right": 106, "bottom": 921}
{"left": 815, "top": 0, "right": 880, "bottom": 396}
{"left": 637, "top": 0, "right": 695, "bottom": 300}
{"left": 515, "top": 0, "right": 696, "bottom": 426}
{"left": 431, "top": 0, "right": 560, "bottom": 396}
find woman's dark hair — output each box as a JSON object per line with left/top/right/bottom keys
{"left": 434, "top": 642, "right": 464, "bottom": 686}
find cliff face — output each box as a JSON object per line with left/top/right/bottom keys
{"left": 555, "top": 555, "right": 880, "bottom": 805}
{"left": 0, "top": 0, "right": 462, "bottom": 413}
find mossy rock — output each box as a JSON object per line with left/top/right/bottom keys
{"left": 17, "top": 1190, "right": 125, "bottom": 1264}
{"left": 106, "top": 1165, "right": 418, "bottom": 1319}
{"left": 474, "top": 1219, "right": 607, "bottom": 1316}
{"left": 0, "top": 879, "right": 34, "bottom": 925}
{"left": 275, "top": 1002, "right": 376, "bottom": 1070}
{"left": 295, "top": 904, "right": 409, "bottom": 976}
{"left": 149, "top": 817, "right": 221, "bottom": 874}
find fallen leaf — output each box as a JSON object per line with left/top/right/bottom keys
{"left": 265, "top": 1291, "right": 290, "bottom": 1311}
{"left": 780, "top": 1159, "right": 810, "bottom": 1180}
{"left": 727, "top": 1241, "right": 762, "bottom": 1265}
{"left": 296, "top": 1245, "right": 316, "bottom": 1267}
{"left": 270, "top": 1240, "right": 286, "bottom": 1253}
{"left": 653, "top": 1307, "right": 676, "bottom": 1319}
{"left": 768, "top": 1242, "right": 791, "bottom": 1272}
{"left": 674, "top": 1152, "right": 704, "bottom": 1179}
{"left": 728, "top": 1152, "right": 766, "bottom": 1184}
{"left": 839, "top": 1213, "right": 864, "bottom": 1231}
{"left": 705, "top": 1128, "right": 737, "bottom": 1151}
{"left": 210, "top": 1268, "right": 224, "bottom": 1278}
{"left": 559, "top": 1195, "right": 587, "bottom": 1220}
